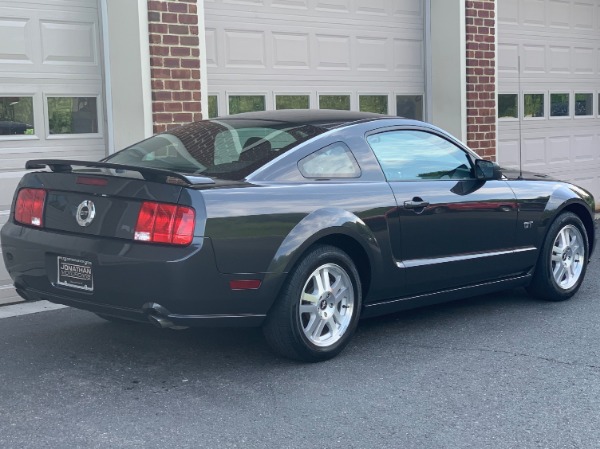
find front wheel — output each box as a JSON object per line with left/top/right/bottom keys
{"left": 263, "top": 245, "right": 362, "bottom": 362}
{"left": 527, "top": 212, "right": 589, "bottom": 301}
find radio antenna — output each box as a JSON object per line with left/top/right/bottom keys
{"left": 517, "top": 55, "right": 523, "bottom": 179}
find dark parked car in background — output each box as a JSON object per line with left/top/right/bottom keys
{"left": 1, "top": 110, "right": 595, "bottom": 361}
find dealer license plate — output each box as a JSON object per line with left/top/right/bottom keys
{"left": 57, "top": 256, "right": 94, "bottom": 291}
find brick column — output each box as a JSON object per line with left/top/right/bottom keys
{"left": 465, "top": 0, "right": 496, "bottom": 160}
{"left": 147, "top": 0, "right": 202, "bottom": 133}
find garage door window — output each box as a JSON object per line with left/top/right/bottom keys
{"left": 208, "top": 95, "right": 219, "bottom": 118}
{"left": 359, "top": 95, "right": 388, "bottom": 114}
{"left": 0, "top": 97, "right": 34, "bottom": 136}
{"left": 550, "top": 93, "right": 569, "bottom": 118}
{"left": 498, "top": 94, "right": 518, "bottom": 119}
{"left": 396, "top": 95, "right": 423, "bottom": 120}
{"left": 575, "top": 93, "right": 593, "bottom": 116}
{"left": 229, "top": 95, "right": 266, "bottom": 115}
{"left": 47, "top": 97, "right": 98, "bottom": 135}
{"left": 524, "top": 94, "right": 544, "bottom": 119}
{"left": 276, "top": 95, "right": 310, "bottom": 110}
{"left": 319, "top": 95, "right": 350, "bottom": 111}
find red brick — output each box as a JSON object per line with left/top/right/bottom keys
{"left": 172, "top": 69, "right": 191, "bottom": 79}
{"left": 169, "top": 24, "right": 189, "bottom": 35}
{"left": 181, "top": 58, "right": 199, "bottom": 69}
{"left": 173, "top": 91, "right": 192, "bottom": 101}
{"left": 171, "top": 46, "right": 191, "bottom": 57}
{"left": 164, "top": 80, "right": 181, "bottom": 90}
{"left": 183, "top": 102, "right": 201, "bottom": 112}
{"left": 165, "top": 102, "right": 183, "bottom": 112}
{"left": 167, "top": 2, "right": 189, "bottom": 13}
{"left": 164, "top": 58, "right": 181, "bottom": 68}
{"left": 149, "top": 34, "right": 162, "bottom": 44}
{"left": 153, "top": 91, "right": 172, "bottom": 101}
{"left": 150, "top": 45, "right": 169, "bottom": 56}
{"left": 149, "top": 23, "right": 168, "bottom": 34}
{"left": 163, "top": 34, "right": 179, "bottom": 45}
{"left": 179, "top": 14, "right": 198, "bottom": 25}
{"left": 162, "top": 13, "right": 178, "bottom": 24}
{"left": 154, "top": 113, "right": 174, "bottom": 123}
{"left": 173, "top": 113, "right": 193, "bottom": 122}
{"left": 180, "top": 36, "right": 199, "bottom": 46}
{"left": 151, "top": 68, "right": 170, "bottom": 79}
{"left": 148, "top": 1, "right": 168, "bottom": 12}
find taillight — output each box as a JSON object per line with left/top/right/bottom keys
{"left": 134, "top": 201, "right": 195, "bottom": 246}
{"left": 14, "top": 188, "right": 47, "bottom": 227}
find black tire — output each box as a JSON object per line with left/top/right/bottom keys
{"left": 527, "top": 212, "right": 589, "bottom": 301}
{"left": 263, "top": 245, "right": 362, "bottom": 362}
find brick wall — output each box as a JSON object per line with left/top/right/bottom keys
{"left": 147, "top": 0, "right": 202, "bottom": 133}
{"left": 465, "top": 0, "right": 496, "bottom": 160}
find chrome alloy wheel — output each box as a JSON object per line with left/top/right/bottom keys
{"left": 551, "top": 224, "right": 584, "bottom": 290}
{"left": 299, "top": 263, "right": 355, "bottom": 347}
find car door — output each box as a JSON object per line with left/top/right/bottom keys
{"left": 367, "top": 128, "right": 520, "bottom": 296}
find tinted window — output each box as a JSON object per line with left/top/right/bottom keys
{"left": 498, "top": 94, "right": 518, "bottom": 118}
{"left": 48, "top": 97, "right": 98, "bottom": 134}
{"left": 524, "top": 93, "right": 544, "bottom": 118}
{"left": 299, "top": 142, "right": 360, "bottom": 178}
{"left": 550, "top": 93, "right": 569, "bottom": 117}
{"left": 105, "top": 119, "right": 326, "bottom": 180}
{"left": 367, "top": 130, "right": 474, "bottom": 181}
{"left": 0, "top": 97, "right": 34, "bottom": 135}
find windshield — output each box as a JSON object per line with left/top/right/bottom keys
{"left": 104, "top": 119, "right": 327, "bottom": 180}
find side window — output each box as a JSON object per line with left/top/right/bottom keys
{"left": 298, "top": 142, "right": 361, "bottom": 179}
{"left": 366, "top": 130, "right": 474, "bottom": 181}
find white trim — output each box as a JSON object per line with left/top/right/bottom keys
{"left": 424, "top": 0, "right": 432, "bottom": 122}
{"left": 459, "top": 0, "right": 466, "bottom": 141}
{"left": 138, "top": 0, "right": 153, "bottom": 137}
{"left": 494, "top": 0, "right": 498, "bottom": 157}
{"left": 198, "top": 0, "right": 209, "bottom": 120}
{"left": 99, "top": 0, "right": 115, "bottom": 154}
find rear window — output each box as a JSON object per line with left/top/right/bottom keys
{"left": 104, "top": 119, "right": 326, "bottom": 180}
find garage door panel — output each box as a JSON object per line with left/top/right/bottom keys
{"left": 0, "top": 17, "right": 33, "bottom": 63}
{"left": 272, "top": 32, "right": 310, "bottom": 69}
{"left": 0, "top": 6, "right": 101, "bottom": 77}
{"left": 40, "top": 20, "right": 97, "bottom": 65}
{"left": 498, "top": 0, "right": 600, "bottom": 199}
{"left": 206, "top": 1, "right": 425, "bottom": 117}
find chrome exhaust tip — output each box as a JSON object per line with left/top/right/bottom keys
{"left": 143, "top": 302, "right": 188, "bottom": 330}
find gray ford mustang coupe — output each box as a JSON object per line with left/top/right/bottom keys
{"left": 1, "top": 110, "right": 595, "bottom": 361}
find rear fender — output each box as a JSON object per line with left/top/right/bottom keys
{"left": 265, "top": 207, "right": 381, "bottom": 280}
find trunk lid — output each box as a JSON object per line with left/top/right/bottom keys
{"left": 19, "top": 169, "right": 186, "bottom": 240}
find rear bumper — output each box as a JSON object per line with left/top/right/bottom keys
{"left": 1, "top": 222, "right": 279, "bottom": 326}
{"left": 21, "top": 287, "right": 266, "bottom": 327}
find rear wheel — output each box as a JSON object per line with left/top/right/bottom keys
{"left": 527, "top": 212, "right": 589, "bottom": 301}
{"left": 263, "top": 245, "right": 362, "bottom": 362}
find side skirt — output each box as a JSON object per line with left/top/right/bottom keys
{"left": 360, "top": 274, "right": 532, "bottom": 319}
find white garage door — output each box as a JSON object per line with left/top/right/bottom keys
{"left": 0, "top": 0, "right": 106, "bottom": 303}
{"left": 497, "top": 0, "right": 600, "bottom": 199}
{"left": 204, "top": 0, "right": 425, "bottom": 119}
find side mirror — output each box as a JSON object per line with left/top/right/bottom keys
{"left": 475, "top": 159, "right": 502, "bottom": 180}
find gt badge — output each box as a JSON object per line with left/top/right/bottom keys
{"left": 75, "top": 200, "right": 96, "bottom": 227}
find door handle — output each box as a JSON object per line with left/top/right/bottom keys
{"left": 404, "top": 200, "right": 429, "bottom": 209}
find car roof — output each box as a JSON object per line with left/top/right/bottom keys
{"left": 214, "top": 109, "right": 389, "bottom": 130}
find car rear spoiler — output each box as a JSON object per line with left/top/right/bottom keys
{"left": 25, "top": 159, "right": 215, "bottom": 186}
